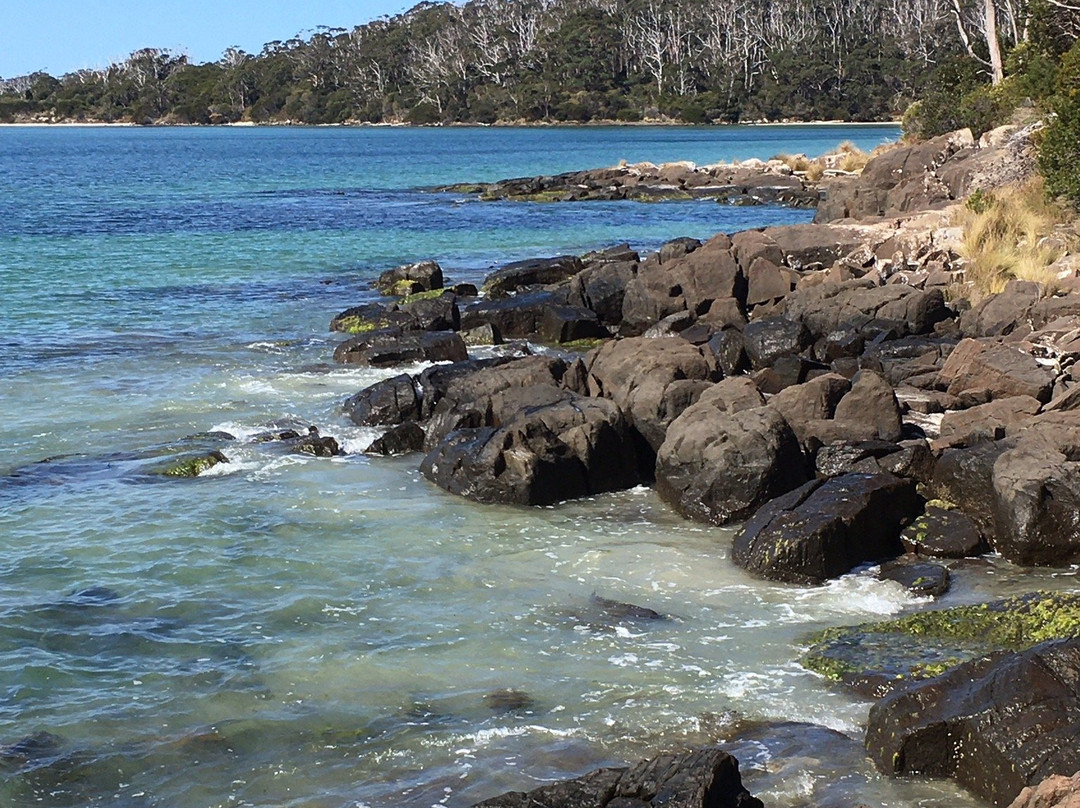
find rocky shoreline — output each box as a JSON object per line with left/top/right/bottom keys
{"left": 329, "top": 124, "right": 1080, "bottom": 807}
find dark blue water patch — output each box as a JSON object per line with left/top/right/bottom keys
{"left": 1, "top": 187, "right": 812, "bottom": 240}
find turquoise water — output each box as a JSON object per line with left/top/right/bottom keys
{"left": 3, "top": 123, "right": 1062, "bottom": 808}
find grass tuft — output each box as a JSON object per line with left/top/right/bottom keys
{"left": 957, "top": 179, "right": 1073, "bottom": 294}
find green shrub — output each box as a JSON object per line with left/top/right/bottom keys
{"left": 1039, "top": 96, "right": 1080, "bottom": 205}
{"left": 406, "top": 102, "right": 441, "bottom": 125}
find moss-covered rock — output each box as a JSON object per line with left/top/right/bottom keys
{"left": 158, "top": 450, "right": 228, "bottom": 478}
{"left": 802, "top": 591, "right": 1080, "bottom": 697}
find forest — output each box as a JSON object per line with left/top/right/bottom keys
{"left": 0, "top": 0, "right": 1077, "bottom": 128}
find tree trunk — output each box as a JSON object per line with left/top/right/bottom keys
{"left": 984, "top": 0, "right": 1004, "bottom": 84}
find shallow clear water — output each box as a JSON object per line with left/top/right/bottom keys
{"left": 2, "top": 123, "right": 1074, "bottom": 808}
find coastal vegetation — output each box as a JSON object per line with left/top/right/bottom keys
{"left": 0, "top": 0, "right": 1076, "bottom": 127}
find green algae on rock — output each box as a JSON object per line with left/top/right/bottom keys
{"left": 802, "top": 591, "right": 1080, "bottom": 697}
{"left": 158, "top": 451, "right": 228, "bottom": 478}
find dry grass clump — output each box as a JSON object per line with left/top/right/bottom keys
{"left": 958, "top": 179, "right": 1073, "bottom": 294}
{"left": 773, "top": 153, "right": 811, "bottom": 172}
{"left": 835, "top": 140, "right": 870, "bottom": 172}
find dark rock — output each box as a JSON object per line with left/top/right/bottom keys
{"left": 399, "top": 293, "right": 460, "bottom": 332}
{"left": 585, "top": 337, "right": 720, "bottom": 455}
{"left": 285, "top": 426, "right": 342, "bottom": 457}
{"left": 333, "top": 328, "right": 468, "bottom": 367}
{"left": 420, "top": 388, "right": 639, "bottom": 506}
{"left": 938, "top": 338, "right": 1055, "bottom": 402}
{"left": 934, "top": 395, "right": 1042, "bottom": 449}
{"left": 877, "top": 556, "right": 951, "bottom": 597}
{"left": 472, "top": 748, "right": 762, "bottom": 808}
{"left": 730, "top": 229, "right": 784, "bottom": 272}
{"left": 621, "top": 235, "right": 745, "bottom": 334}
{"left": 365, "top": 422, "right": 426, "bottom": 456}
{"left": 706, "top": 328, "right": 749, "bottom": 376}
{"left": 768, "top": 374, "right": 851, "bottom": 445}
{"left": 568, "top": 260, "right": 637, "bottom": 326}
{"left": 732, "top": 472, "right": 920, "bottom": 584}
{"left": 460, "top": 323, "right": 502, "bottom": 346}
{"left": 540, "top": 305, "right": 610, "bottom": 344}
{"left": 832, "top": 371, "right": 904, "bottom": 442}
{"left": 344, "top": 374, "right": 420, "bottom": 426}
{"left": 483, "top": 255, "right": 584, "bottom": 297}
{"left": 65, "top": 586, "right": 122, "bottom": 607}
{"left": 745, "top": 257, "right": 794, "bottom": 307}
{"left": 865, "top": 638, "right": 1080, "bottom": 807}
{"left": 752, "top": 356, "right": 821, "bottom": 394}
{"left": 483, "top": 689, "right": 535, "bottom": 713}
{"left": 589, "top": 594, "right": 665, "bottom": 621}
{"left": 814, "top": 439, "right": 902, "bottom": 478}
{"left": 930, "top": 441, "right": 1008, "bottom": 540}
{"left": 742, "top": 317, "right": 810, "bottom": 369}
{"left": 583, "top": 243, "right": 639, "bottom": 266}
{"left": 0, "top": 731, "right": 65, "bottom": 764}
{"left": 960, "top": 279, "right": 1042, "bottom": 337}
{"left": 782, "top": 280, "right": 950, "bottom": 341}
{"left": 656, "top": 403, "right": 808, "bottom": 526}
{"left": 762, "top": 223, "right": 869, "bottom": 270}
{"left": 330, "top": 303, "right": 411, "bottom": 334}
{"left": 376, "top": 260, "right": 444, "bottom": 295}
{"left": 423, "top": 355, "right": 575, "bottom": 447}
{"left": 460, "top": 290, "right": 563, "bottom": 339}
{"left": 657, "top": 236, "right": 702, "bottom": 264}
{"left": 992, "top": 433, "right": 1080, "bottom": 566}
{"left": 815, "top": 130, "right": 974, "bottom": 222}
{"left": 900, "top": 506, "right": 986, "bottom": 558}
{"left": 643, "top": 311, "right": 696, "bottom": 339}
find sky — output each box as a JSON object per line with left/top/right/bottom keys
{"left": 1, "top": 0, "right": 419, "bottom": 78}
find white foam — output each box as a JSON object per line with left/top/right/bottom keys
{"left": 791, "top": 569, "right": 928, "bottom": 617}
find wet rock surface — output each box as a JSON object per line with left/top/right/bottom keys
{"left": 865, "top": 637, "right": 1080, "bottom": 807}
{"left": 472, "top": 748, "right": 763, "bottom": 808}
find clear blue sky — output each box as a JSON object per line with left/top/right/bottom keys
{"left": 1, "top": 0, "right": 418, "bottom": 78}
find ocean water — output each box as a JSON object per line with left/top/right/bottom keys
{"left": 1, "top": 123, "right": 1072, "bottom": 808}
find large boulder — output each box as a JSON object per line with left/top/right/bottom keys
{"left": 472, "top": 748, "right": 762, "bottom": 808}
{"left": 938, "top": 338, "right": 1055, "bottom": 402}
{"left": 815, "top": 130, "right": 975, "bottom": 222}
{"left": 742, "top": 317, "right": 810, "bottom": 369}
{"left": 333, "top": 329, "right": 467, "bottom": 366}
{"left": 585, "top": 337, "right": 721, "bottom": 455}
{"left": 376, "top": 260, "right": 444, "bottom": 295}
{"left": 483, "top": 255, "right": 584, "bottom": 297}
{"left": 781, "top": 279, "right": 950, "bottom": 340}
{"left": 423, "top": 355, "right": 578, "bottom": 447}
{"left": 419, "top": 387, "right": 639, "bottom": 506}
{"left": 567, "top": 260, "right": 638, "bottom": 326}
{"left": 344, "top": 374, "right": 420, "bottom": 426}
{"left": 621, "top": 235, "right": 745, "bottom": 333}
{"left": 760, "top": 223, "right": 869, "bottom": 270}
{"left": 460, "top": 290, "right": 565, "bottom": 339}
{"left": 656, "top": 403, "right": 808, "bottom": 526}
{"left": 831, "top": 371, "right": 904, "bottom": 442}
{"left": 865, "top": 638, "right": 1080, "bottom": 807}
{"left": 732, "top": 472, "right": 920, "bottom": 584}
{"left": 930, "top": 416, "right": 1080, "bottom": 566}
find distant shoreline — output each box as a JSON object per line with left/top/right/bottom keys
{"left": 0, "top": 119, "right": 902, "bottom": 129}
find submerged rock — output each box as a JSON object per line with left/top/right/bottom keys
{"left": 472, "top": 748, "right": 762, "bottom": 808}
{"left": 157, "top": 450, "right": 228, "bottom": 478}
{"left": 865, "top": 637, "right": 1080, "bottom": 807}
{"left": 801, "top": 591, "right": 1080, "bottom": 698}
